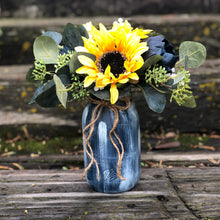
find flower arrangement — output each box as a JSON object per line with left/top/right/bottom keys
{"left": 26, "top": 18, "right": 206, "bottom": 113}
{"left": 26, "top": 19, "right": 206, "bottom": 192}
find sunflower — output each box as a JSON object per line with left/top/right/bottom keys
{"left": 76, "top": 19, "right": 152, "bottom": 104}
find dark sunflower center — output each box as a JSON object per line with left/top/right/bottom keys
{"left": 97, "top": 51, "right": 126, "bottom": 77}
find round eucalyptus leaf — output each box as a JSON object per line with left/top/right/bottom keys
{"left": 179, "top": 41, "right": 206, "bottom": 68}
{"left": 33, "top": 36, "right": 59, "bottom": 64}
{"left": 42, "top": 31, "right": 62, "bottom": 45}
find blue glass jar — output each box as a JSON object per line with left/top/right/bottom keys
{"left": 82, "top": 99, "right": 141, "bottom": 193}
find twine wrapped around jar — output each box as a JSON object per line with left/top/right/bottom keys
{"left": 82, "top": 97, "right": 131, "bottom": 181}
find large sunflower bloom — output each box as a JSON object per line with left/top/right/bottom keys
{"left": 76, "top": 19, "right": 152, "bottom": 104}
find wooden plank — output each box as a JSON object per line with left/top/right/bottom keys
{"left": 2, "top": 152, "right": 220, "bottom": 162}
{"left": 0, "top": 168, "right": 219, "bottom": 219}
{"left": 1, "top": 15, "right": 220, "bottom": 28}
{"left": 167, "top": 168, "right": 220, "bottom": 219}
{"left": 1, "top": 152, "right": 220, "bottom": 170}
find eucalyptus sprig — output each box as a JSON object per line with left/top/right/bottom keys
{"left": 139, "top": 41, "right": 206, "bottom": 112}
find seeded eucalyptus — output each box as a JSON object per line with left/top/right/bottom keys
{"left": 71, "top": 74, "right": 90, "bottom": 101}
{"left": 32, "top": 59, "right": 51, "bottom": 82}
{"left": 55, "top": 51, "right": 74, "bottom": 72}
{"left": 145, "top": 65, "right": 168, "bottom": 87}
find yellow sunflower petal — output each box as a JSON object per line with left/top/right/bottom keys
{"left": 128, "top": 72, "right": 139, "bottom": 80}
{"left": 102, "top": 78, "right": 111, "bottom": 85}
{"left": 118, "top": 78, "right": 129, "bottom": 84}
{"left": 96, "top": 79, "right": 108, "bottom": 88}
{"left": 95, "top": 72, "right": 107, "bottom": 87}
{"left": 117, "top": 74, "right": 129, "bottom": 84}
{"left": 98, "top": 23, "right": 115, "bottom": 52}
{"left": 84, "top": 76, "right": 96, "bottom": 87}
{"left": 82, "top": 37, "right": 98, "bottom": 55}
{"left": 78, "top": 55, "right": 97, "bottom": 69}
{"left": 76, "top": 66, "right": 97, "bottom": 76}
{"left": 133, "top": 29, "right": 152, "bottom": 39}
{"left": 124, "top": 56, "right": 144, "bottom": 72}
{"left": 110, "top": 83, "right": 119, "bottom": 104}
{"left": 104, "top": 65, "right": 112, "bottom": 79}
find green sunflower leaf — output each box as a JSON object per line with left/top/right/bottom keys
{"left": 62, "top": 23, "right": 84, "bottom": 50}
{"left": 139, "top": 83, "right": 166, "bottom": 113}
{"left": 179, "top": 41, "right": 206, "bottom": 68}
{"left": 89, "top": 86, "right": 131, "bottom": 101}
{"left": 53, "top": 74, "right": 68, "bottom": 108}
{"left": 89, "top": 88, "right": 110, "bottom": 101}
{"left": 33, "top": 36, "right": 59, "bottom": 64}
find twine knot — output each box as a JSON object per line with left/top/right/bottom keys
{"left": 82, "top": 96, "right": 131, "bottom": 181}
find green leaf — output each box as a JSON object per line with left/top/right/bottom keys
{"left": 42, "top": 31, "right": 62, "bottom": 45}
{"left": 56, "top": 65, "right": 71, "bottom": 78}
{"left": 139, "top": 83, "right": 166, "bottom": 113}
{"left": 89, "top": 88, "right": 110, "bottom": 100}
{"left": 76, "top": 25, "right": 89, "bottom": 38}
{"left": 34, "top": 80, "right": 59, "bottom": 107}
{"left": 29, "top": 83, "right": 44, "bottom": 104}
{"left": 137, "top": 55, "right": 163, "bottom": 75}
{"left": 33, "top": 36, "right": 59, "bottom": 64}
{"left": 179, "top": 41, "right": 206, "bottom": 68}
{"left": 62, "top": 23, "right": 84, "bottom": 50}
{"left": 182, "top": 95, "right": 197, "bottom": 108}
{"left": 89, "top": 86, "right": 131, "bottom": 101}
{"left": 69, "top": 52, "right": 96, "bottom": 74}
{"left": 53, "top": 74, "right": 68, "bottom": 108}
{"left": 30, "top": 74, "right": 71, "bottom": 107}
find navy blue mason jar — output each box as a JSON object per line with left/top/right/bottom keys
{"left": 82, "top": 98, "right": 141, "bottom": 193}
